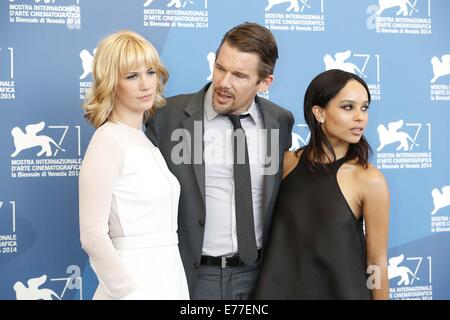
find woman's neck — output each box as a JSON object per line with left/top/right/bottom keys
{"left": 331, "top": 142, "right": 349, "bottom": 160}
{"left": 110, "top": 109, "right": 143, "bottom": 130}
{"left": 320, "top": 140, "right": 349, "bottom": 162}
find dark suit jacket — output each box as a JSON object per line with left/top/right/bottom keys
{"left": 145, "top": 83, "right": 294, "bottom": 296}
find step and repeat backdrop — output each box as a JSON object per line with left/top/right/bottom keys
{"left": 1, "top": 0, "right": 450, "bottom": 300}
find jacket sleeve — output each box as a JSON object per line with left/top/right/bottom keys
{"left": 285, "top": 110, "right": 295, "bottom": 151}
{"left": 145, "top": 115, "right": 160, "bottom": 148}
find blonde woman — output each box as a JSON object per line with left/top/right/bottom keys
{"left": 79, "top": 30, "right": 189, "bottom": 300}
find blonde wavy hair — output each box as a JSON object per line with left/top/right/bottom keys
{"left": 82, "top": 30, "right": 169, "bottom": 128}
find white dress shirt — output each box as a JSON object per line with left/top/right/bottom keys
{"left": 202, "top": 86, "right": 266, "bottom": 257}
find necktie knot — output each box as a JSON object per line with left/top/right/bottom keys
{"left": 226, "top": 113, "right": 250, "bottom": 130}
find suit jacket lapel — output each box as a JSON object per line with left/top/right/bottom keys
{"left": 257, "top": 97, "right": 281, "bottom": 222}
{"left": 181, "top": 83, "right": 211, "bottom": 200}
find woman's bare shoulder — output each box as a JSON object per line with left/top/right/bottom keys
{"left": 353, "top": 162, "right": 388, "bottom": 191}
{"left": 282, "top": 149, "right": 302, "bottom": 179}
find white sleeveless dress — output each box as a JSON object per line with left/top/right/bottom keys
{"left": 79, "top": 121, "right": 189, "bottom": 300}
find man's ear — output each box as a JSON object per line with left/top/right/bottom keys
{"left": 257, "top": 74, "right": 274, "bottom": 93}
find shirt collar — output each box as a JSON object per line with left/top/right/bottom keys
{"left": 204, "top": 85, "right": 258, "bottom": 123}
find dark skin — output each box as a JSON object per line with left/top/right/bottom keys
{"left": 284, "top": 80, "right": 390, "bottom": 299}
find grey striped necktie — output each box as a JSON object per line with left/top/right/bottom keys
{"left": 226, "top": 113, "right": 258, "bottom": 266}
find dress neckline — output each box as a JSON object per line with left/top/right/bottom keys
{"left": 299, "top": 148, "right": 349, "bottom": 169}
{"left": 109, "top": 120, "right": 144, "bottom": 134}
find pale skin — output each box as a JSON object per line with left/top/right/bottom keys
{"left": 212, "top": 41, "right": 273, "bottom": 115}
{"left": 283, "top": 80, "right": 390, "bottom": 300}
{"left": 110, "top": 64, "right": 157, "bottom": 129}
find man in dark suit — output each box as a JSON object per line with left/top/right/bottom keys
{"left": 146, "top": 22, "right": 294, "bottom": 299}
